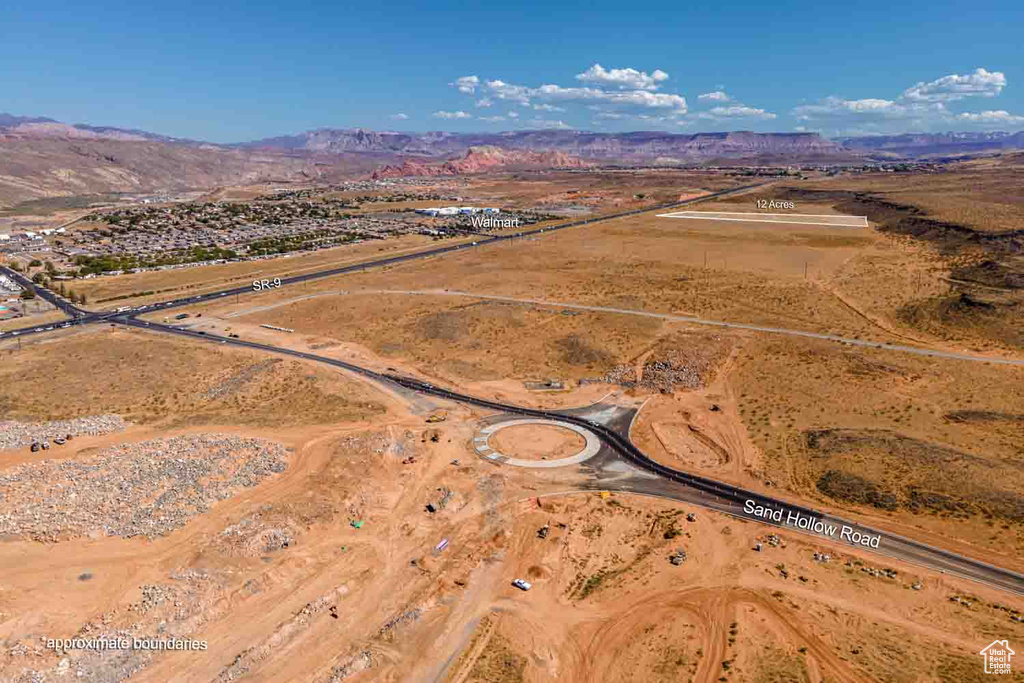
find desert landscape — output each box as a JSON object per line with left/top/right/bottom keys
{"left": 3, "top": 12, "right": 1024, "bottom": 672}
{"left": 2, "top": 143, "right": 1024, "bottom": 683}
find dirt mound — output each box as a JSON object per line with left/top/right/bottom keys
{"left": 639, "top": 331, "right": 734, "bottom": 393}
{"left": 803, "top": 429, "right": 1024, "bottom": 521}
{"left": 556, "top": 334, "right": 611, "bottom": 367}
{"left": 952, "top": 259, "right": 1024, "bottom": 290}
{"left": 943, "top": 410, "right": 1024, "bottom": 424}
{"left": 897, "top": 293, "right": 1024, "bottom": 348}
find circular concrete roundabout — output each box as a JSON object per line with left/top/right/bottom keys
{"left": 473, "top": 418, "right": 601, "bottom": 468}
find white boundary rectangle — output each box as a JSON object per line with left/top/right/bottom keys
{"left": 656, "top": 210, "right": 868, "bottom": 228}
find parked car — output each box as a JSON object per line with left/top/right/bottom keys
{"left": 512, "top": 579, "right": 532, "bottom": 591}
{"left": 30, "top": 442, "right": 40, "bottom": 453}
{"left": 41, "top": 441, "right": 50, "bottom": 450}
{"left": 54, "top": 437, "right": 66, "bottom": 445}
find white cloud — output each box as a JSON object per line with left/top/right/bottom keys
{"left": 479, "top": 115, "right": 507, "bottom": 123}
{"left": 485, "top": 79, "right": 532, "bottom": 105}
{"left": 389, "top": 113, "right": 408, "bottom": 120}
{"left": 593, "top": 111, "right": 625, "bottom": 120}
{"left": 449, "top": 75, "right": 480, "bottom": 94}
{"left": 698, "top": 91, "right": 730, "bottom": 102}
{"left": 793, "top": 96, "right": 917, "bottom": 120}
{"left": 712, "top": 105, "right": 776, "bottom": 120}
{"left": 575, "top": 63, "right": 669, "bottom": 91}
{"left": 524, "top": 118, "right": 572, "bottom": 129}
{"left": 483, "top": 79, "right": 687, "bottom": 113}
{"left": 790, "top": 68, "right": 1016, "bottom": 133}
{"left": 697, "top": 105, "right": 777, "bottom": 120}
{"left": 902, "top": 68, "right": 1006, "bottom": 102}
{"left": 533, "top": 103, "right": 566, "bottom": 112}
{"left": 957, "top": 110, "right": 1024, "bottom": 124}
{"left": 534, "top": 83, "right": 688, "bottom": 112}
{"left": 432, "top": 110, "right": 472, "bottom": 120}
{"left": 475, "top": 97, "right": 493, "bottom": 108}
{"left": 507, "top": 111, "right": 519, "bottom": 119}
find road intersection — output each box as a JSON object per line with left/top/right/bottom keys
{"left": 3, "top": 185, "right": 1023, "bottom": 594}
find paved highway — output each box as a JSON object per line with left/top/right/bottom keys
{"left": 0, "top": 184, "right": 761, "bottom": 341}
{"left": 119, "top": 315, "right": 1024, "bottom": 595}
{"left": 5, "top": 181, "right": 1024, "bottom": 594}
{"left": 0, "top": 265, "right": 86, "bottom": 319}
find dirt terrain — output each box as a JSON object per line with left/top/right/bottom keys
{"left": 489, "top": 423, "right": 586, "bottom": 460}
{"left": 2, "top": 165, "right": 1023, "bottom": 681}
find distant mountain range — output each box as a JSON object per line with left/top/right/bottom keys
{"left": 370, "top": 145, "right": 592, "bottom": 179}
{"left": 836, "top": 131, "right": 1024, "bottom": 158}
{"left": 2, "top": 112, "right": 1024, "bottom": 208}
{"left": 239, "top": 128, "right": 851, "bottom": 163}
{"left": 4, "top": 112, "right": 1024, "bottom": 162}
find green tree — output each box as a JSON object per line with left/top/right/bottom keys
{"left": 44, "top": 260, "right": 56, "bottom": 274}
{"left": 20, "top": 286, "right": 36, "bottom": 300}
{"left": 28, "top": 259, "right": 42, "bottom": 267}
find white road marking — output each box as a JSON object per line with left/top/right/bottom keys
{"left": 656, "top": 211, "right": 868, "bottom": 228}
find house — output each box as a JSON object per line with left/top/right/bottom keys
{"left": 980, "top": 640, "right": 1015, "bottom": 674}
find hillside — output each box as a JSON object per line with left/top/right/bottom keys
{"left": 370, "top": 145, "right": 591, "bottom": 179}
{"left": 249, "top": 129, "right": 853, "bottom": 162}
{"left": 0, "top": 130, "right": 378, "bottom": 210}
{"left": 838, "top": 131, "right": 1024, "bottom": 159}
{"left": 3, "top": 112, "right": 1024, "bottom": 209}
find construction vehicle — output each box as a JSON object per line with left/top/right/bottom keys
{"left": 426, "top": 411, "right": 447, "bottom": 424}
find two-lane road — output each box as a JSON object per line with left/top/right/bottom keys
{"left": 120, "top": 315, "right": 1024, "bottom": 596}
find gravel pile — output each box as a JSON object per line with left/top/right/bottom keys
{"left": 639, "top": 354, "right": 707, "bottom": 392}
{"left": 0, "top": 434, "right": 289, "bottom": 541}
{"left": 578, "top": 364, "right": 637, "bottom": 388}
{"left": 0, "top": 415, "right": 129, "bottom": 451}
{"left": 217, "top": 507, "right": 297, "bottom": 557}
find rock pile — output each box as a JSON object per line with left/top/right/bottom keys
{"left": 0, "top": 434, "right": 289, "bottom": 541}
{"left": 640, "top": 350, "right": 712, "bottom": 392}
{"left": 0, "top": 415, "right": 129, "bottom": 451}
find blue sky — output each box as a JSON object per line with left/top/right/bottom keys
{"left": 2, "top": 0, "right": 1022, "bottom": 142}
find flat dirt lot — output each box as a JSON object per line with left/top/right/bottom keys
{"left": 489, "top": 423, "right": 585, "bottom": 460}
{"left": 70, "top": 233, "right": 465, "bottom": 308}
{"left": 0, "top": 326, "right": 386, "bottom": 427}
{"left": 4, "top": 461, "right": 1021, "bottom": 682}
{"left": 191, "top": 209, "right": 909, "bottom": 346}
